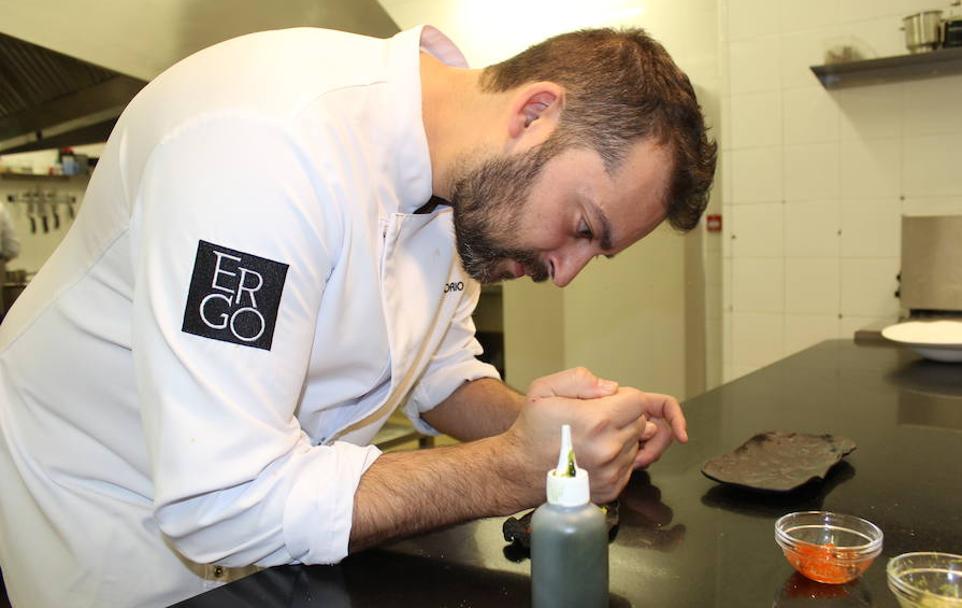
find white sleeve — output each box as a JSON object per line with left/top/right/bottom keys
{"left": 403, "top": 276, "right": 500, "bottom": 434}
{"left": 0, "top": 205, "right": 20, "bottom": 261}
{"left": 131, "top": 115, "right": 380, "bottom": 568}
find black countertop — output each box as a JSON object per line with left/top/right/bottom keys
{"left": 175, "top": 340, "right": 962, "bottom": 607}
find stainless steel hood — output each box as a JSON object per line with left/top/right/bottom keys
{"left": 0, "top": 33, "right": 146, "bottom": 153}
{"left": 0, "top": 0, "right": 399, "bottom": 154}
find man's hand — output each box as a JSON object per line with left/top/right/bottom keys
{"left": 631, "top": 392, "right": 688, "bottom": 468}
{"left": 526, "top": 366, "right": 620, "bottom": 400}
{"left": 504, "top": 368, "right": 688, "bottom": 503}
{"left": 502, "top": 368, "right": 647, "bottom": 504}
{"left": 529, "top": 368, "right": 688, "bottom": 469}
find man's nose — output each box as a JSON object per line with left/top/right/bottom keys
{"left": 549, "top": 250, "right": 593, "bottom": 287}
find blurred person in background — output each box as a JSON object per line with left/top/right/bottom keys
{"left": 0, "top": 200, "right": 21, "bottom": 319}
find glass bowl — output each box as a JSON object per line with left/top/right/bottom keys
{"left": 887, "top": 552, "right": 962, "bottom": 608}
{"left": 774, "top": 511, "right": 883, "bottom": 584}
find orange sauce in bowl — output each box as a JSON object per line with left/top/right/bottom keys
{"left": 783, "top": 543, "right": 870, "bottom": 584}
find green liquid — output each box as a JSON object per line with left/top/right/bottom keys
{"left": 530, "top": 501, "right": 608, "bottom": 608}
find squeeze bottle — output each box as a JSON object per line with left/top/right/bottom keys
{"left": 530, "top": 424, "right": 609, "bottom": 608}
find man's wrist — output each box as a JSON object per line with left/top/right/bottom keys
{"left": 485, "top": 431, "right": 543, "bottom": 512}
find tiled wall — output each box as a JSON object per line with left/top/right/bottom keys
{"left": 719, "top": 0, "right": 962, "bottom": 381}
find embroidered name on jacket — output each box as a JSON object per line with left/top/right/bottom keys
{"left": 182, "top": 240, "right": 289, "bottom": 350}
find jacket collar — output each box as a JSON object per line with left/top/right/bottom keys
{"left": 386, "top": 25, "right": 467, "bottom": 214}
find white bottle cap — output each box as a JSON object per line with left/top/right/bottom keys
{"left": 545, "top": 424, "right": 591, "bottom": 507}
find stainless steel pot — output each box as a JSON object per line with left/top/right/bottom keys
{"left": 903, "top": 10, "right": 943, "bottom": 53}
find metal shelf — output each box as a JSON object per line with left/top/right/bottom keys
{"left": 811, "top": 46, "right": 962, "bottom": 88}
{"left": 0, "top": 172, "right": 89, "bottom": 183}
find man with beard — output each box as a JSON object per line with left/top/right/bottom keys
{"left": 0, "top": 25, "right": 715, "bottom": 607}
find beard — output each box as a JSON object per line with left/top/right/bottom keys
{"left": 450, "top": 147, "right": 553, "bottom": 284}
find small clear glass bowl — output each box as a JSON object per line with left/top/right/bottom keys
{"left": 774, "top": 511, "right": 883, "bottom": 584}
{"left": 887, "top": 552, "right": 962, "bottom": 608}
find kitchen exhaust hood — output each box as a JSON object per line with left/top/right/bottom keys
{"left": 0, "top": 0, "right": 399, "bottom": 154}
{"left": 0, "top": 33, "right": 145, "bottom": 154}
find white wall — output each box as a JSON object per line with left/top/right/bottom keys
{"left": 719, "top": 0, "right": 962, "bottom": 381}
{"left": 379, "top": 0, "right": 722, "bottom": 397}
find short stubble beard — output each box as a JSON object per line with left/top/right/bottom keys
{"left": 449, "top": 147, "right": 554, "bottom": 284}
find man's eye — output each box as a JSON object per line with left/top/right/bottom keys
{"left": 577, "top": 219, "right": 593, "bottom": 240}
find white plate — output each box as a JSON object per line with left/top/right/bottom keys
{"left": 881, "top": 320, "right": 962, "bottom": 363}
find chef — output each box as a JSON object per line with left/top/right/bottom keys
{"left": 0, "top": 24, "right": 715, "bottom": 607}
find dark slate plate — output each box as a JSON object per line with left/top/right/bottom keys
{"left": 701, "top": 431, "right": 857, "bottom": 492}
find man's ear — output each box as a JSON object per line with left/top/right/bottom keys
{"left": 505, "top": 82, "right": 565, "bottom": 149}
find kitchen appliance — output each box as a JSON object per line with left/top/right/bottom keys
{"left": 890, "top": 216, "right": 962, "bottom": 361}
{"left": 902, "top": 10, "right": 944, "bottom": 53}
{"left": 945, "top": 16, "right": 962, "bottom": 47}
{"left": 900, "top": 215, "right": 962, "bottom": 314}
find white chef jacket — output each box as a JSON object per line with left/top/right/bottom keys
{"left": 0, "top": 25, "right": 497, "bottom": 608}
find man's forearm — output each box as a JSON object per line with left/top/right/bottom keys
{"left": 349, "top": 368, "right": 682, "bottom": 555}
{"left": 349, "top": 433, "right": 537, "bottom": 553}
{"left": 350, "top": 380, "right": 528, "bottom": 553}
{"left": 421, "top": 377, "right": 525, "bottom": 441}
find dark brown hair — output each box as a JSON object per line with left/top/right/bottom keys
{"left": 479, "top": 28, "right": 717, "bottom": 231}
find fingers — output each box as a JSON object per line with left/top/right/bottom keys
{"left": 580, "top": 418, "right": 643, "bottom": 502}
{"left": 641, "top": 421, "right": 658, "bottom": 441}
{"left": 639, "top": 393, "right": 688, "bottom": 443}
{"left": 590, "top": 439, "right": 639, "bottom": 503}
{"left": 519, "top": 379, "right": 688, "bottom": 495}
{"left": 579, "top": 388, "right": 685, "bottom": 436}
{"left": 633, "top": 419, "right": 674, "bottom": 469}
{"left": 527, "top": 367, "right": 618, "bottom": 400}
{"left": 586, "top": 388, "right": 650, "bottom": 429}
{"left": 577, "top": 416, "right": 645, "bottom": 466}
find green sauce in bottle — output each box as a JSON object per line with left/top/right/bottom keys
{"left": 530, "top": 424, "right": 609, "bottom": 608}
